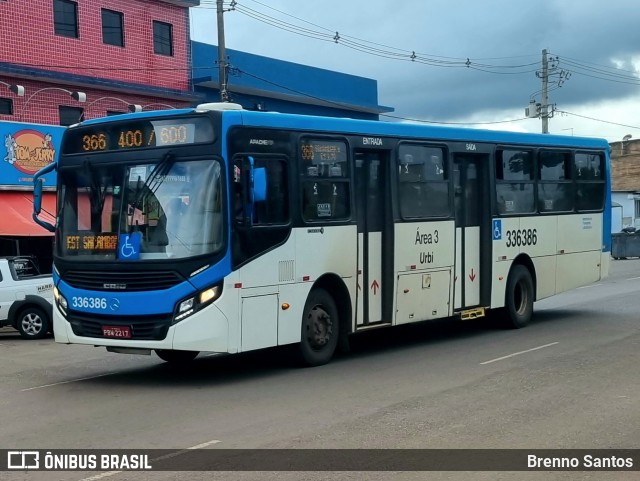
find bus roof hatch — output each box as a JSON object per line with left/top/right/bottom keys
{"left": 195, "top": 102, "right": 244, "bottom": 112}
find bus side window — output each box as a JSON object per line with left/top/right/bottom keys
{"left": 538, "top": 151, "right": 573, "bottom": 213}
{"left": 301, "top": 180, "right": 350, "bottom": 221}
{"left": 575, "top": 152, "right": 605, "bottom": 211}
{"left": 232, "top": 155, "right": 290, "bottom": 267}
{"left": 398, "top": 144, "right": 450, "bottom": 219}
{"left": 253, "top": 158, "right": 288, "bottom": 225}
{"left": 495, "top": 149, "right": 535, "bottom": 215}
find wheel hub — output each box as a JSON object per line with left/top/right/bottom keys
{"left": 21, "top": 313, "right": 42, "bottom": 335}
{"left": 307, "top": 304, "right": 333, "bottom": 349}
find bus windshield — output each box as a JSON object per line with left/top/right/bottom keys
{"left": 57, "top": 159, "right": 224, "bottom": 261}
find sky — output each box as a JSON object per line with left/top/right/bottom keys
{"left": 190, "top": 0, "right": 640, "bottom": 143}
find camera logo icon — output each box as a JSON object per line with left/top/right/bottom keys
{"left": 7, "top": 451, "right": 40, "bottom": 470}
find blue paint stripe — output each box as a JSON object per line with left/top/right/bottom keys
{"left": 57, "top": 279, "right": 196, "bottom": 316}
{"left": 233, "top": 111, "right": 610, "bottom": 149}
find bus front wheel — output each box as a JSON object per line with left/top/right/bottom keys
{"left": 299, "top": 288, "right": 339, "bottom": 367}
{"left": 155, "top": 350, "right": 199, "bottom": 364}
{"left": 503, "top": 264, "right": 534, "bottom": 329}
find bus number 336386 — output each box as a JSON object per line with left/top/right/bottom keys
{"left": 505, "top": 228, "right": 538, "bottom": 247}
{"left": 71, "top": 296, "right": 108, "bottom": 309}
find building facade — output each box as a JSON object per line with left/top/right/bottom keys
{"left": 0, "top": 0, "right": 198, "bottom": 126}
{"left": 191, "top": 42, "right": 393, "bottom": 120}
{"left": 610, "top": 138, "right": 640, "bottom": 232}
{"left": 0, "top": 0, "right": 199, "bottom": 267}
{"left": 0, "top": 1, "right": 391, "bottom": 266}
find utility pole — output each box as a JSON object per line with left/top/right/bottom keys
{"left": 541, "top": 48, "right": 549, "bottom": 134}
{"left": 525, "top": 49, "right": 564, "bottom": 133}
{"left": 216, "top": 0, "right": 229, "bottom": 102}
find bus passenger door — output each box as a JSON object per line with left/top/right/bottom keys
{"left": 453, "top": 154, "right": 490, "bottom": 309}
{"left": 354, "top": 150, "right": 392, "bottom": 326}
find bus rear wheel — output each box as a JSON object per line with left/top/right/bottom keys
{"left": 299, "top": 288, "right": 339, "bottom": 367}
{"left": 155, "top": 350, "right": 199, "bottom": 364}
{"left": 503, "top": 264, "right": 534, "bottom": 329}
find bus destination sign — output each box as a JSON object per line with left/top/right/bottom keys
{"left": 66, "top": 233, "right": 118, "bottom": 254}
{"left": 64, "top": 117, "right": 214, "bottom": 154}
{"left": 301, "top": 139, "right": 347, "bottom": 164}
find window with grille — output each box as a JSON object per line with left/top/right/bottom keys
{"left": 54, "top": 0, "right": 78, "bottom": 38}
{"left": 153, "top": 21, "right": 173, "bottom": 56}
{"left": 102, "top": 9, "right": 124, "bottom": 47}
{"left": 59, "top": 106, "right": 84, "bottom": 126}
{"left": 0, "top": 98, "right": 13, "bottom": 115}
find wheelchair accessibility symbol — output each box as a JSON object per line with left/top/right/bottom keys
{"left": 493, "top": 219, "right": 502, "bottom": 240}
{"left": 119, "top": 232, "right": 141, "bottom": 260}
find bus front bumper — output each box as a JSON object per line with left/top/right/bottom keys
{"left": 53, "top": 302, "right": 230, "bottom": 353}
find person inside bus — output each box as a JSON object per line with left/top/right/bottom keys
{"left": 424, "top": 154, "right": 444, "bottom": 180}
{"left": 146, "top": 197, "right": 183, "bottom": 255}
{"left": 233, "top": 181, "right": 244, "bottom": 222}
{"left": 232, "top": 180, "right": 254, "bottom": 265}
{"left": 187, "top": 186, "right": 220, "bottom": 255}
{"left": 148, "top": 213, "right": 169, "bottom": 252}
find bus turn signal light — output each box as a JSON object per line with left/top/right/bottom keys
{"left": 281, "top": 303, "right": 290, "bottom": 310}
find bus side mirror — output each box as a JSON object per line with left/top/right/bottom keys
{"left": 34, "top": 178, "right": 43, "bottom": 215}
{"left": 252, "top": 167, "right": 267, "bottom": 202}
{"left": 32, "top": 163, "right": 56, "bottom": 232}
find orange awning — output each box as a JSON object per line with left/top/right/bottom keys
{"left": 0, "top": 192, "right": 57, "bottom": 237}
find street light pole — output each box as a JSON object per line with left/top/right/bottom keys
{"left": 19, "top": 87, "right": 86, "bottom": 121}
{"left": 81, "top": 96, "right": 136, "bottom": 121}
{"left": 140, "top": 103, "right": 177, "bottom": 111}
{"left": 0, "top": 80, "right": 25, "bottom": 97}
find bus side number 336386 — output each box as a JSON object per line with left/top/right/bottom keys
{"left": 505, "top": 228, "right": 537, "bottom": 247}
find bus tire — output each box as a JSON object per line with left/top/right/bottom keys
{"left": 299, "top": 288, "right": 339, "bottom": 367}
{"left": 155, "top": 350, "right": 199, "bottom": 364}
{"left": 503, "top": 264, "right": 534, "bottom": 329}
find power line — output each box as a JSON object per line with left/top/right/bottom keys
{"left": 551, "top": 53, "right": 640, "bottom": 78}
{"left": 234, "top": 66, "right": 529, "bottom": 125}
{"left": 231, "top": 4, "right": 537, "bottom": 72}
{"left": 196, "top": 1, "right": 539, "bottom": 74}
{"left": 557, "top": 110, "right": 640, "bottom": 131}
{"left": 199, "top": 3, "right": 640, "bottom": 88}
{"left": 237, "top": 0, "right": 540, "bottom": 63}
{"left": 200, "top": 7, "right": 631, "bottom": 132}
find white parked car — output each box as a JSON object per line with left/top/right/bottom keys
{"left": 0, "top": 257, "right": 53, "bottom": 339}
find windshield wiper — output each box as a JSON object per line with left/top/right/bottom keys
{"left": 128, "top": 152, "right": 175, "bottom": 233}
{"left": 146, "top": 151, "right": 176, "bottom": 199}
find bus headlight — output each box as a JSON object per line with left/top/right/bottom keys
{"left": 178, "top": 297, "right": 194, "bottom": 312}
{"left": 53, "top": 286, "right": 68, "bottom": 314}
{"left": 199, "top": 286, "right": 219, "bottom": 304}
{"left": 173, "top": 285, "right": 221, "bottom": 323}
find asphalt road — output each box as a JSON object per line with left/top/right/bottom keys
{"left": 1, "top": 258, "right": 639, "bottom": 481}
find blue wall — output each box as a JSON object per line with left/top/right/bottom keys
{"left": 191, "top": 42, "right": 392, "bottom": 120}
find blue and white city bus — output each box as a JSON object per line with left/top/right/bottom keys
{"left": 33, "top": 103, "right": 611, "bottom": 366}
